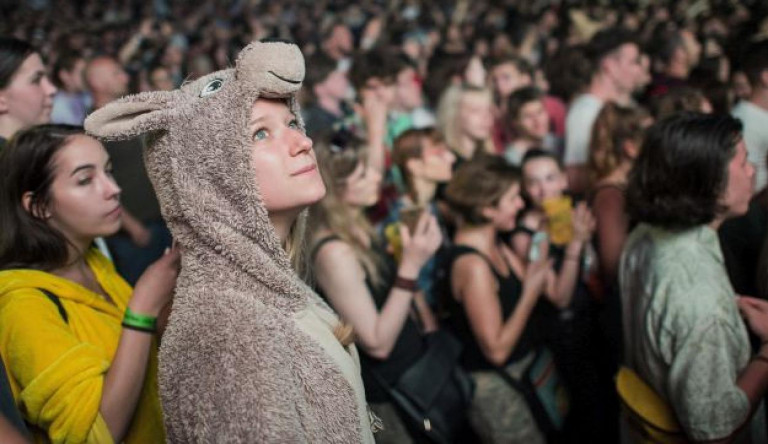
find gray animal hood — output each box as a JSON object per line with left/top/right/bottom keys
{"left": 86, "top": 41, "right": 309, "bottom": 312}
{"left": 86, "top": 41, "right": 372, "bottom": 443}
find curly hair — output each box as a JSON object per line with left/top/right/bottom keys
{"left": 625, "top": 113, "right": 742, "bottom": 231}
{"left": 588, "top": 103, "right": 649, "bottom": 182}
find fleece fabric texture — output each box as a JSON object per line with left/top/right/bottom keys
{"left": 0, "top": 249, "right": 165, "bottom": 444}
{"left": 85, "top": 40, "right": 373, "bottom": 443}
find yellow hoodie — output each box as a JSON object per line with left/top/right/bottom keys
{"left": 0, "top": 249, "right": 165, "bottom": 444}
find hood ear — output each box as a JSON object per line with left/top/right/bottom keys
{"left": 85, "top": 90, "right": 175, "bottom": 140}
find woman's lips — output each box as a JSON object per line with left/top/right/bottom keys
{"left": 291, "top": 164, "right": 317, "bottom": 176}
{"left": 106, "top": 205, "right": 122, "bottom": 218}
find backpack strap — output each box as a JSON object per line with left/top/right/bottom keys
{"left": 38, "top": 289, "right": 68, "bottom": 324}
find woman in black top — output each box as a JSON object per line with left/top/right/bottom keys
{"left": 442, "top": 156, "right": 555, "bottom": 444}
{"left": 309, "top": 131, "right": 442, "bottom": 443}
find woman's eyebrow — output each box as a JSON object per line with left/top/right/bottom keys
{"left": 70, "top": 164, "right": 95, "bottom": 176}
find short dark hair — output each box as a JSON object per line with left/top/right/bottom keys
{"left": 52, "top": 51, "right": 84, "bottom": 89}
{"left": 304, "top": 51, "right": 338, "bottom": 93}
{"left": 445, "top": 155, "right": 521, "bottom": 225}
{"left": 521, "top": 148, "right": 563, "bottom": 171}
{"left": 0, "top": 37, "right": 36, "bottom": 89}
{"left": 741, "top": 39, "right": 768, "bottom": 87}
{"left": 0, "top": 124, "right": 84, "bottom": 270}
{"left": 647, "top": 22, "right": 685, "bottom": 67}
{"left": 506, "top": 86, "right": 544, "bottom": 122}
{"left": 489, "top": 55, "right": 534, "bottom": 79}
{"left": 626, "top": 113, "right": 742, "bottom": 230}
{"left": 650, "top": 86, "right": 707, "bottom": 119}
{"left": 348, "top": 48, "right": 406, "bottom": 93}
{"left": 586, "top": 27, "right": 638, "bottom": 76}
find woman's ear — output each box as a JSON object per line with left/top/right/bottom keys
{"left": 480, "top": 205, "right": 496, "bottom": 221}
{"left": 22, "top": 191, "right": 49, "bottom": 220}
{"left": 624, "top": 139, "right": 639, "bottom": 159}
{"left": 406, "top": 157, "right": 423, "bottom": 176}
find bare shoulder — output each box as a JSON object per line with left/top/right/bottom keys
{"left": 452, "top": 253, "right": 494, "bottom": 285}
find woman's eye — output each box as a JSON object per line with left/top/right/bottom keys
{"left": 288, "top": 119, "right": 299, "bottom": 129}
{"left": 200, "top": 78, "right": 224, "bottom": 97}
{"left": 254, "top": 129, "right": 268, "bottom": 141}
{"left": 77, "top": 177, "right": 93, "bottom": 186}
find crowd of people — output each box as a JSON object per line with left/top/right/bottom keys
{"left": 3, "top": 0, "right": 768, "bottom": 442}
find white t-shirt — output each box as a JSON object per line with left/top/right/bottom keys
{"left": 564, "top": 94, "right": 603, "bottom": 166}
{"left": 732, "top": 100, "right": 768, "bottom": 190}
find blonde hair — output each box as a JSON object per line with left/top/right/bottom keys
{"left": 309, "top": 134, "right": 386, "bottom": 288}
{"left": 285, "top": 210, "right": 311, "bottom": 283}
{"left": 436, "top": 84, "right": 495, "bottom": 158}
{"left": 588, "top": 103, "right": 649, "bottom": 183}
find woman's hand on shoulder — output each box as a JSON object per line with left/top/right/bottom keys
{"left": 130, "top": 246, "right": 181, "bottom": 316}
{"left": 399, "top": 211, "right": 442, "bottom": 278}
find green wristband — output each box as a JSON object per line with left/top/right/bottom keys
{"left": 123, "top": 307, "right": 157, "bottom": 332}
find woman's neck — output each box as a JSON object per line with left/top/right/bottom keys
{"left": 51, "top": 241, "right": 100, "bottom": 291}
{"left": 0, "top": 118, "right": 23, "bottom": 141}
{"left": 410, "top": 177, "right": 438, "bottom": 206}
{"left": 269, "top": 210, "right": 300, "bottom": 246}
{"left": 457, "top": 135, "right": 478, "bottom": 160}
{"left": 598, "top": 161, "right": 632, "bottom": 187}
{"left": 454, "top": 223, "right": 498, "bottom": 254}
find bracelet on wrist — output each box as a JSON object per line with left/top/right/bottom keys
{"left": 393, "top": 276, "right": 418, "bottom": 292}
{"left": 123, "top": 307, "right": 157, "bottom": 334}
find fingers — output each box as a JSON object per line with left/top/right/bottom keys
{"left": 157, "top": 245, "right": 181, "bottom": 268}
{"left": 399, "top": 223, "right": 412, "bottom": 246}
{"left": 739, "top": 303, "right": 765, "bottom": 328}
{"left": 738, "top": 296, "right": 768, "bottom": 313}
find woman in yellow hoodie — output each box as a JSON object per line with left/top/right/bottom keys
{"left": 0, "top": 124, "right": 179, "bottom": 443}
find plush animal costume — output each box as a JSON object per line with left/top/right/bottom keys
{"left": 85, "top": 41, "right": 375, "bottom": 443}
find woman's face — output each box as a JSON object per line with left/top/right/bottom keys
{"left": 0, "top": 53, "right": 56, "bottom": 132}
{"left": 42, "top": 135, "right": 122, "bottom": 245}
{"left": 458, "top": 92, "right": 493, "bottom": 141}
{"left": 415, "top": 137, "right": 456, "bottom": 183}
{"left": 522, "top": 157, "right": 567, "bottom": 206}
{"left": 720, "top": 139, "right": 754, "bottom": 219}
{"left": 491, "top": 63, "right": 530, "bottom": 99}
{"left": 484, "top": 183, "right": 524, "bottom": 231}
{"left": 342, "top": 160, "right": 382, "bottom": 207}
{"left": 516, "top": 99, "right": 550, "bottom": 141}
{"left": 249, "top": 99, "right": 326, "bottom": 214}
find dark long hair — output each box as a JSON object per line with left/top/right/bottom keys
{"left": 0, "top": 124, "right": 84, "bottom": 270}
{"left": 625, "top": 113, "right": 742, "bottom": 231}
{"left": 0, "top": 37, "right": 36, "bottom": 89}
